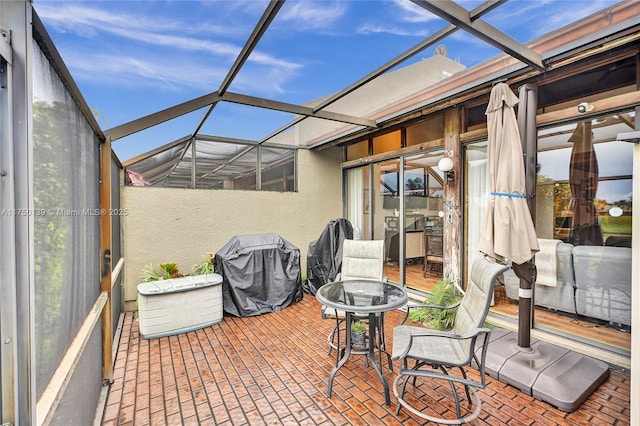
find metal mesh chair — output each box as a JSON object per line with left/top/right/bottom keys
{"left": 391, "top": 255, "right": 509, "bottom": 424}
{"left": 322, "top": 239, "right": 387, "bottom": 363}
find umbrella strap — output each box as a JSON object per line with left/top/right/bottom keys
{"left": 491, "top": 192, "right": 526, "bottom": 198}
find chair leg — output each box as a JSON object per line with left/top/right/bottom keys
{"left": 441, "top": 365, "right": 463, "bottom": 420}
{"left": 393, "top": 370, "right": 484, "bottom": 424}
{"left": 458, "top": 366, "right": 472, "bottom": 404}
{"left": 394, "top": 373, "right": 412, "bottom": 415}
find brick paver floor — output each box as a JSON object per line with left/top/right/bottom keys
{"left": 101, "top": 294, "right": 630, "bottom": 425}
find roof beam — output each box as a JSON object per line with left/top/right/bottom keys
{"left": 218, "top": 0, "right": 284, "bottom": 95}
{"left": 411, "top": 0, "right": 545, "bottom": 72}
{"left": 105, "top": 92, "right": 220, "bottom": 142}
{"left": 122, "top": 135, "right": 193, "bottom": 166}
{"left": 195, "top": 134, "right": 262, "bottom": 146}
{"left": 222, "top": 92, "right": 377, "bottom": 128}
{"left": 199, "top": 145, "right": 256, "bottom": 180}
{"left": 192, "top": 0, "right": 285, "bottom": 137}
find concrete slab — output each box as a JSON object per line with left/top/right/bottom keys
{"left": 532, "top": 350, "right": 610, "bottom": 412}
{"left": 479, "top": 328, "right": 537, "bottom": 378}
{"left": 499, "top": 340, "right": 570, "bottom": 394}
{"left": 478, "top": 329, "right": 611, "bottom": 412}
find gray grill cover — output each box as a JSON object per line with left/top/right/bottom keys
{"left": 215, "top": 233, "right": 302, "bottom": 317}
{"left": 305, "top": 218, "right": 353, "bottom": 295}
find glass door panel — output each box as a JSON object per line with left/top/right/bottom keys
{"left": 346, "top": 166, "right": 370, "bottom": 239}
{"left": 373, "top": 160, "right": 401, "bottom": 284}
{"left": 534, "top": 113, "right": 632, "bottom": 355}
{"left": 468, "top": 111, "right": 633, "bottom": 356}
{"left": 403, "top": 158, "right": 427, "bottom": 288}
{"left": 464, "top": 142, "right": 489, "bottom": 284}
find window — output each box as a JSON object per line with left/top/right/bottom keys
{"left": 373, "top": 130, "right": 401, "bottom": 154}
{"left": 406, "top": 114, "right": 444, "bottom": 146}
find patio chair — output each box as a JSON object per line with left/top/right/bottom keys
{"left": 322, "top": 239, "right": 387, "bottom": 363}
{"left": 391, "top": 255, "right": 509, "bottom": 424}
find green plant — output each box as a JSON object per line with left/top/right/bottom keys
{"left": 140, "top": 262, "right": 185, "bottom": 282}
{"left": 192, "top": 253, "right": 215, "bottom": 275}
{"left": 159, "top": 262, "right": 182, "bottom": 278}
{"left": 140, "top": 263, "right": 163, "bottom": 282}
{"left": 408, "top": 279, "right": 461, "bottom": 331}
{"left": 351, "top": 320, "right": 367, "bottom": 333}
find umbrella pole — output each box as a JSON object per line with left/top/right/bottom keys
{"left": 517, "top": 84, "right": 538, "bottom": 349}
{"left": 513, "top": 261, "right": 536, "bottom": 349}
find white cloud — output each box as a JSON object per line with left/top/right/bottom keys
{"left": 528, "top": 0, "right": 620, "bottom": 37}
{"left": 356, "top": 23, "right": 428, "bottom": 37}
{"left": 479, "top": 0, "right": 620, "bottom": 39}
{"left": 391, "top": 0, "right": 441, "bottom": 24}
{"left": 35, "top": 2, "right": 240, "bottom": 38}
{"left": 279, "top": 0, "right": 347, "bottom": 30}
{"left": 34, "top": 1, "right": 303, "bottom": 94}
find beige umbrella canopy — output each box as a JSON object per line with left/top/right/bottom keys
{"left": 478, "top": 83, "right": 539, "bottom": 265}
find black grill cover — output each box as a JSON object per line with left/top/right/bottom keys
{"left": 215, "top": 233, "right": 303, "bottom": 317}
{"left": 304, "top": 218, "right": 353, "bottom": 295}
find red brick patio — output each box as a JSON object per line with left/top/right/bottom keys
{"left": 101, "top": 294, "right": 630, "bottom": 425}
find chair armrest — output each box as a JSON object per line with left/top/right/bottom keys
{"left": 408, "top": 301, "right": 461, "bottom": 311}
{"left": 406, "top": 326, "right": 489, "bottom": 342}
{"left": 393, "top": 326, "right": 491, "bottom": 360}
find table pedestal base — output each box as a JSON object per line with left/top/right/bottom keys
{"left": 327, "top": 312, "right": 393, "bottom": 407}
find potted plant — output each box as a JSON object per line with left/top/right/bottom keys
{"left": 137, "top": 256, "right": 224, "bottom": 338}
{"left": 350, "top": 320, "right": 367, "bottom": 347}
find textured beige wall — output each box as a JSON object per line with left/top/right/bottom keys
{"left": 121, "top": 148, "right": 343, "bottom": 309}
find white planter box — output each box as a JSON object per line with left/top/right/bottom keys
{"left": 137, "top": 273, "right": 223, "bottom": 339}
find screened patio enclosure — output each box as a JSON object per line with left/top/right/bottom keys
{"left": 105, "top": 0, "right": 543, "bottom": 189}
{"left": 124, "top": 135, "right": 296, "bottom": 190}
{"left": 2, "top": 1, "right": 640, "bottom": 425}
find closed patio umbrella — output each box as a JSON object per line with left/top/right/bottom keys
{"left": 478, "top": 83, "right": 539, "bottom": 265}
{"left": 567, "top": 121, "right": 603, "bottom": 246}
{"left": 477, "top": 88, "right": 611, "bottom": 408}
{"left": 479, "top": 82, "right": 539, "bottom": 349}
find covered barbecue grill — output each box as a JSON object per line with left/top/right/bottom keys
{"left": 214, "top": 233, "right": 303, "bottom": 317}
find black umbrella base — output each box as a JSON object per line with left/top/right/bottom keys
{"left": 476, "top": 328, "right": 610, "bottom": 412}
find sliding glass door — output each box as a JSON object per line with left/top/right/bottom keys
{"left": 465, "top": 110, "right": 633, "bottom": 356}
{"left": 345, "top": 151, "right": 445, "bottom": 291}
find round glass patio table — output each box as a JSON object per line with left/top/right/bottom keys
{"left": 316, "top": 280, "right": 408, "bottom": 407}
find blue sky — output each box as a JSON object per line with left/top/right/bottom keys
{"left": 33, "top": 0, "right": 621, "bottom": 161}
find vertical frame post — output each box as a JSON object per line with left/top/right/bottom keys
{"left": 100, "top": 136, "right": 113, "bottom": 382}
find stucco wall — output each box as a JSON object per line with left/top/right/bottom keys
{"left": 121, "top": 148, "right": 343, "bottom": 309}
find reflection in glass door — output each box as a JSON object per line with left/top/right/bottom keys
{"left": 373, "top": 160, "right": 401, "bottom": 284}
{"left": 368, "top": 153, "right": 445, "bottom": 290}
{"left": 533, "top": 115, "right": 632, "bottom": 356}
{"left": 348, "top": 151, "right": 446, "bottom": 292}
{"left": 404, "top": 153, "right": 444, "bottom": 292}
